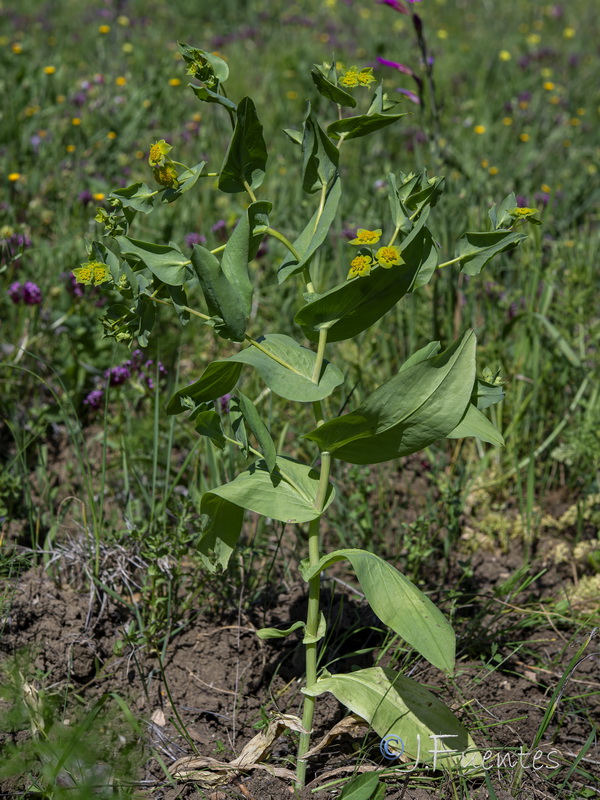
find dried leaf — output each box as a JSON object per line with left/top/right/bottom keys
{"left": 303, "top": 713, "right": 368, "bottom": 759}
{"left": 150, "top": 708, "right": 166, "bottom": 727}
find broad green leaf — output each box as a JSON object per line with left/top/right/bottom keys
{"left": 488, "top": 192, "right": 517, "bottom": 230}
{"left": 446, "top": 404, "right": 504, "bottom": 445}
{"left": 304, "top": 667, "right": 482, "bottom": 771}
{"left": 206, "top": 456, "right": 335, "bottom": 524}
{"left": 168, "top": 335, "right": 344, "bottom": 411}
{"left": 339, "top": 773, "right": 380, "bottom": 800}
{"left": 198, "top": 494, "right": 244, "bottom": 572}
{"left": 294, "top": 219, "right": 437, "bottom": 342}
{"left": 189, "top": 83, "right": 238, "bottom": 112}
{"left": 278, "top": 175, "right": 341, "bottom": 283}
{"left": 311, "top": 64, "right": 357, "bottom": 108}
{"left": 115, "top": 236, "right": 189, "bottom": 285}
{"left": 235, "top": 391, "right": 277, "bottom": 474}
{"left": 302, "top": 103, "right": 339, "bottom": 193}
{"left": 110, "top": 182, "right": 156, "bottom": 214}
{"left": 194, "top": 409, "right": 226, "bottom": 449}
{"left": 167, "top": 361, "right": 242, "bottom": 415}
{"left": 301, "top": 549, "right": 454, "bottom": 673}
{"left": 191, "top": 244, "right": 247, "bottom": 341}
{"left": 405, "top": 171, "right": 445, "bottom": 214}
{"left": 219, "top": 97, "right": 268, "bottom": 193}
{"left": 222, "top": 201, "right": 271, "bottom": 316}
{"left": 227, "top": 334, "right": 344, "bottom": 402}
{"left": 162, "top": 161, "right": 207, "bottom": 203}
{"left": 178, "top": 43, "right": 229, "bottom": 84}
{"left": 457, "top": 229, "right": 527, "bottom": 276}
{"left": 327, "top": 84, "right": 407, "bottom": 141}
{"left": 304, "top": 331, "right": 475, "bottom": 463}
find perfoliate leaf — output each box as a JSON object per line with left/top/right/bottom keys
{"left": 178, "top": 43, "right": 229, "bottom": 85}
{"left": 294, "top": 217, "right": 437, "bottom": 341}
{"left": 205, "top": 456, "right": 335, "bottom": 524}
{"left": 167, "top": 361, "right": 243, "bottom": 415}
{"left": 189, "top": 84, "right": 238, "bottom": 112}
{"left": 304, "top": 331, "right": 476, "bottom": 463}
{"left": 327, "top": 84, "right": 408, "bottom": 141}
{"left": 219, "top": 97, "right": 268, "bottom": 193}
{"left": 302, "top": 548, "right": 455, "bottom": 672}
{"left": 456, "top": 230, "right": 527, "bottom": 276}
{"left": 115, "top": 236, "right": 190, "bottom": 285}
{"left": 304, "top": 667, "right": 482, "bottom": 771}
{"left": 110, "top": 182, "right": 156, "bottom": 214}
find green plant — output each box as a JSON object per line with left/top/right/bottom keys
{"left": 80, "top": 45, "right": 534, "bottom": 788}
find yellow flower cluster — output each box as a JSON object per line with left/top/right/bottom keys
{"left": 339, "top": 66, "right": 376, "bottom": 89}
{"left": 346, "top": 228, "right": 404, "bottom": 280}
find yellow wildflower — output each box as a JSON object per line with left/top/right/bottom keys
{"left": 153, "top": 163, "right": 179, "bottom": 188}
{"left": 356, "top": 68, "right": 376, "bottom": 87}
{"left": 474, "top": 124, "right": 486, "bottom": 135}
{"left": 340, "top": 68, "right": 359, "bottom": 88}
{"left": 347, "top": 255, "right": 373, "bottom": 280}
{"left": 98, "top": 25, "right": 111, "bottom": 34}
{"left": 43, "top": 65, "right": 56, "bottom": 75}
{"left": 375, "top": 246, "right": 404, "bottom": 269}
{"left": 348, "top": 228, "right": 382, "bottom": 246}
{"left": 8, "top": 173, "right": 21, "bottom": 182}
{"left": 148, "top": 139, "right": 172, "bottom": 166}
{"left": 72, "top": 261, "right": 112, "bottom": 286}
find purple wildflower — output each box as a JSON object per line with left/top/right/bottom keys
{"left": 22, "top": 281, "right": 42, "bottom": 305}
{"left": 78, "top": 190, "right": 94, "bottom": 206}
{"left": 185, "top": 232, "right": 207, "bottom": 248}
{"left": 377, "top": 0, "right": 409, "bottom": 13}
{"left": 105, "top": 364, "right": 131, "bottom": 386}
{"left": 397, "top": 88, "right": 421, "bottom": 105}
{"left": 83, "top": 389, "right": 104, "bottom": 409}
{"left": 377, "top": 57, "right": 414, "bottom": 77}
{"left": 7, "top": 282, "right": 22, "bottom": 303}
{"left": 219, "top": 393, "right": 232, "bottom": 414}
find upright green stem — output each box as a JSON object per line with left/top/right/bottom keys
{"left": 296, "top": 400, "right": 329, "bottom": 788}
{"left": 296, "top": 448, "right": 331, "bottom": 788}
{"left": 311, "top": 327, "right": 328, "bottom": 384}
{"left": 265, "top": 226, "right": 302, "bottom": 261}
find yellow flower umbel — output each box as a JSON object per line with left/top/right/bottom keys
{"left": 339, "top": 67, "right": 359, "bottom": 88}
{"left": 72, "top": 261, "right": 112, "bottom": 286}
{"left": 153, "top": 163, "right": 179, "bottom": 188}
{"left": 376, "top": 245, "right": 404, "bottom": 269}
{"left": 347, "top": 254, "right": 374, "bottom": 280}
{"left": 509, "top": 206, "right": 541, "bottom": 225}
{"left": 340, "top": 66, "right": 376, "bottom": 89}
{"left": 148, "top": 139, "right": 172, "bottom": 166}
{"left": 356, "top": 68, "right": 376, "bottom": 87}
{"left": 348, "top": 228, "right": 382, "bottom": 246}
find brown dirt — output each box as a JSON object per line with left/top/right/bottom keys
{"left": 1, "top": 534, "right": 599, "bottom": 800}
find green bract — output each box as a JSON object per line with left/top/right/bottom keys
{"left": 87, "top": 45, "right": 531, "bottom": 791}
